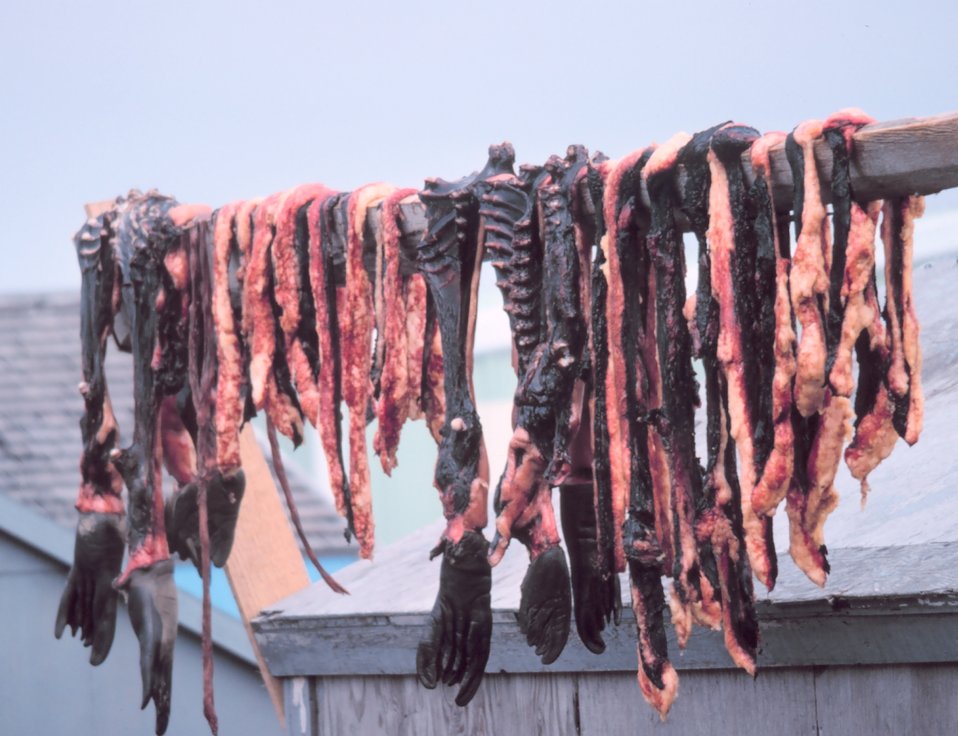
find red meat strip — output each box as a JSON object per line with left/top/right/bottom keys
{"left": 882, "top": 195, "right": 925, "bottom": 445}
{"left": 272, "top": 184, "right": 336, "bottom": 425}
{"left": 416, "top": 148, "right": 515, "bottom": 707}
{"left": 109, "top": 192, "right": 204, "bottom": 735}
{"left": 822, "top": 109, "right": 878, "bottom": 398}
{"left": 749, "top": 132, "right": 798, "bottom": 516}
{"left": 786, "top": 391, "right": 852, "bottom": 586}
{"left": 306, "top": 195, "right": 351, "bottom": 526}
{"left": 584, "top": 155, "right": 631, "bottom": 652}
{"left": 211, "top": 201, "right": 246, "bottom": 470}
{"left": 679, "top": 124, "right": 760, "bottom": 673}
{"left": 159, "top": 395, "right": 196, "bottom": 484}
{"left": 420, "top": 297, "right": 446, "bottom": 442}
{"left": 57, "top": 207, "right": 126, "bottom": 668}
{"left": 343, "top": 183, "right": 395, "bottom": 558}
{"left": 629, "top": 566, "right": 679, "bottom": 719}
{"left": 484, "top": 162, "right": 548, "bottom": 564}
{"left": 374, "top": 187, "right": 420, "bottom": 473}
{"left": 244, "top": 192, "right": 305, "bottom": 444}
{"left": 244, "top": 193, "right": 284, "bottom": 410}
{"left": 599, "top": 149, "right": 646, "bottom": 576}
{"left": 787, "top": 121, "right": 830, "bottom": 418}
{"left": 646, "top": 134, "right": 721, "bottom": 635}
{"left": 707, "top": 128, "right": 777, "bottom": 589}
{"left": 600, "top": 147, "right": 684, "bottom": 712}
{"left": 404, "top": 273, "right": 427, "bottom": 420}
{"left": 828, "top": 201, "right": 882, "bottom": 396}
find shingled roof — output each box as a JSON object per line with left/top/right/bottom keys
{"left": 0, "top": 291, "right": 354, "bottom": 558}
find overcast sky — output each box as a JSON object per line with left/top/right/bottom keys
{"left": 1, "top": 0, "right": 956, "bottom": 294}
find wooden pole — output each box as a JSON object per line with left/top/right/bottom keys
{"left": 224, "top": 425, "right": 311, "bottom": 725}
{"left": 84, "top": 199, "right": 115, "bottom": 218}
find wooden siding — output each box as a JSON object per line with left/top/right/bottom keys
{"left": 287, "top": 664, "right": 958, "bottom": 736}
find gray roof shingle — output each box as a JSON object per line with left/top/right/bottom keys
{"left": 0, "top": 291, "right": 355, "bottom": 558}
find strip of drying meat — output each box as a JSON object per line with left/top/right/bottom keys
{"left": 678, "top": 125, "right": 759, "bottom": 672}
{"left": 558, "top": 153, "right": 621, "bottom": 656}
{"left": 819, "top": 112, "right": 892, "bottom": 512}
{"left": 786, "top": 391, "right": 852, "bottom": 586}
{"left": 244, "top": 193, "right": 284, "bottom": 410}
{"left": 599, "top": 149, "right": 653, "bottom": 576}
{"left": 404, "top": 272, "right": 428, "bottom": 421}
{"left": 631, "top": 170, "right": 677, "bottom": 594}
{"left": 708, "top": 125, "right": 777, "bottom": 590}
{"left": 603, "top": 148, "right": 683, "bottom": 712}
{"left": 587, "top": 156, "right": 622, "bottom": 599}
{"left": 489, "top": 149, "right": 592, "bottom": 664}
{"left": 822, "top": 110, "right": 876, "bottom": 396}
{"left": 539, "top": 147, "right": 589, "bottom": 485}
{"left": 111, "top": 192, "right": 181, "bottom": 583}
{"left": 483, "top": 162, "right": 547, "bottom": 565}
{"left": 616, "top": 149, "right": 679, "bottom": 585}
{"left": 245, "top": 193, "right": 306, "bottom": 445}
{"left": 272, "top": 183, "right": 336, "bottom": 426}
{"left": 307, "top": 193, "right": 354, "bottom": 538}
{"left": 374, "top": 187, "right": 420, "bottom": 473}
{"left": 232, "top": 198, "right": 261, "bottom": 426}
{"left": 749, "top": 133, "right": 797, "bottom": 516}
{"left": 341, "top": 183, "right": 395, "bottom": 559}
{"left": 646, "top": 134, "right": 725, "bottom": 637}
{"left": 211, "top": 201, "right": 246, "bottom": 471}
{"left": 416, "top": 147, "right": 514, "bottom": 708}
{"left": 844, "top": 287, "right": 896, "bottom": 501}
{"left": 628, "top": 555, "right": 679, "bottom": 718}
{"left": 782, "top": 123, "right": 831, "bottom": 585}
{"left": 108, "top": 192, "right": 183, "bottom": 736}
{"left": 420, "top": 293, "right": 446, "bottom": 441}
{"left": 158, "top": 394, "right": 196, "bottom": 485}
{"left": 882, "top": 195, "right": 925, "bottom": 445}
{"left": 786, "top": 121, "right": 831, "bottom": 417}
{"left": 266, "top": 222, "right": 308, "bottom": 446}
{"left": 419, "top": 148, "right": 512, "bottom": 542}
{"left": 75, "top": 212, "right": 125, "bottom": 513}
{"left": 56, "top": 209, "right": 126, "bottom": 666}
{"left": 185, "top": 217, "right": 222, "bottom": 735}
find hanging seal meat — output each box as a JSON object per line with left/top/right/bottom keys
{"left": 707, "top": 124, "right": 778, "bottom": 590}
{"left": 679, "top": 125, "right": 759, "bottom": 673}
{"left": 415, "top": 145, "right": 513, "bottom": 706}
{"left": 56, "top": 205, "right": 126, "bottom": 666}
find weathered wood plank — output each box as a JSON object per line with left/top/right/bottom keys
{"left": 301, "top": 665, "right": 958, "bottom": 736}
{"left": 576, "top": 668, "right": 817, "bottom": 736}
{"left": 312, "top": 673, "right": 578, "bottom": 736}
{"left": 283, "top": 676, "right": 314, "bottom": 736}
{"left": 225, "top": 425, "right": 312, "bottom": 725}
{"left": 814, "top": 664, "right": 958, "bottom": 735}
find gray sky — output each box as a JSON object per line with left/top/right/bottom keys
{"left": 2, "top": 0, "right": 956, "bottom": 293}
